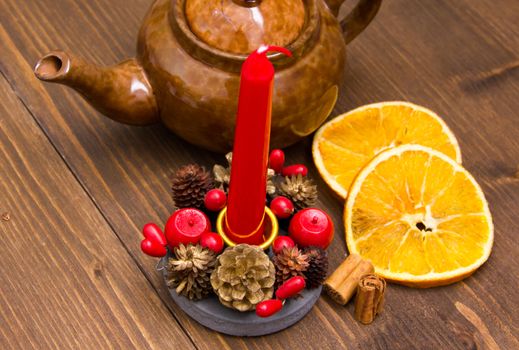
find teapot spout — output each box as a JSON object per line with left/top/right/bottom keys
{"left": 34, "top": 51, "right": 159, "bottom": 125}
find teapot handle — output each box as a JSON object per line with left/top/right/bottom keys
{"left": 326, "top": 0, "right": 382, "bottom": 44}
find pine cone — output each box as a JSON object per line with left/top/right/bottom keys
{"left": 211, "top": 244, "right": 275, "bottom": 311}
{"left": 171, "top": 164, "right": 213, "bottom": 208}
{"left": 273, "top": 246, "right": 309, "bottom": 287}
{"left": 166, "top": 244, "right": 217, "bottom": 300}
{"left": 213, "top": 152, "right": 233, "bottom": 192}
{"left": 278, "top": 174, "right": 318, "bottom": 209}
{"left": 303, "top": 246, "right": 329, "bottom": 288}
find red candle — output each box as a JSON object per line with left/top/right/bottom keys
{"left": 225, "top": 46, "right": 291, "bottom": 244}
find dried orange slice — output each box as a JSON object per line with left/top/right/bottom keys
{"left": 345, "top": 145, "right": 493, "bottom": 287}
{"left": 313, "top": 102, "right": 461, "bottom": 198}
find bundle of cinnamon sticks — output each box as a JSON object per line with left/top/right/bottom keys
{"left": 324, "top": 254, "right": 386, "bottom": 324}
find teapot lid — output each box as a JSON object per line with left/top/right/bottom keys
{"left": 185, "top": 0, "right": 306, "bottom": 54}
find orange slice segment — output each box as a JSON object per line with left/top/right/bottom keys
{"left": 345, "top": 145, "right": 493, "bottom": 287}
{"left": 313, "top": 102, "right": 461, "bottom": 198}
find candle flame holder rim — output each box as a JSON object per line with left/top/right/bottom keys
{"left": 216, "top": 206, "right": 279, "bottom": 250}
{"left": 224, "top": 209, "right": 266, "bottom": 240}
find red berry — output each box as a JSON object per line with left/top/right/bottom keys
{"left": 270, "top": 196, "right": 294, "bottom": 219}
{"left": 141, "top": 223, "right": 168, "bottom": 257}
{"left": 276, "top": 276, "right": 306, "bottom": 299}
{"left": 282, "top": 164, "right": 308, "bottom": 177}
{"left": 204, "top": 189, "right": 227, "bottom": 212}
{"left": 142, "top": 223, "right": 167, "bottom": 246}
{"left": 200, "top": 232, "right": 224, "bottom": 254}
{"left": 269, "top": 149, "right": 285, "bottom": 174}
{"left": 256, "top": 299, "right": 283, "bottom": 318}
{"left": 289, "top": 208, "right": 334, "bottom": 249}
{"left": 272, "top": 236, "right": 296, "bottom": 254}
{"left": 165, "top": 208, "right": 211, "bottom": 248}
{"left": 140, "top": 239, "right": 167, "bottom": 257}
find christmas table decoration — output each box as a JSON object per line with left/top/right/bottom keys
{"left": 138, "top": 46, "right": 333, "bottom": 336}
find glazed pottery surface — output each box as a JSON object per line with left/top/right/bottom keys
{"left": 34, "top": 0, "right": 382, "bottom": 152}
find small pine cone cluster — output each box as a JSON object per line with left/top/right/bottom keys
{"left": 303, "top": 246, "right": 329, "bottom": 289}
{"left": 213, "top": 152, "right": 276, "bottom": 196}
{"left": 272, "top": 246, "right": 309, "bottom": 287}
{"left": 166, "top": 244, "right": 217, "bottom": 300}
{"left": 212, "top": 152, "right": 233, "bottom": 192}
{"left": 277, "top": 174, "right": 318, "bottom": 209}
{"left": 171, "top": 164, "right": 213, "bottom": 208}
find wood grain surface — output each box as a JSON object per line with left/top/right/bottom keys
{"left": 0, "top": 71, "right": 195, "bottom": 349}
{"left": 1, "top": 0, "right": 518, "bottom": 349}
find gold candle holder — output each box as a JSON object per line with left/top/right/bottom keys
{"left": 216, "top": 206, "right": 279, "bottom": 250}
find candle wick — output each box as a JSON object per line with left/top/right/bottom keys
{"left": 188, "top": 219, "right": 195, "bottom": 226}
{"left": 312, "top": 216, "right": 318, "bottom": 224}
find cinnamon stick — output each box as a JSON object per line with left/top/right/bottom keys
{"left": 323, "top": 254, "right": 374, "bottom": 305}
{"left": 354, "top": 274, "right": 386, "bottom": 324}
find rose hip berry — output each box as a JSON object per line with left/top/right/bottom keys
{"left": 272, "top": 236, "right": 296, "bottom": 254}
{"left": 140, "top": 223, "right": 168, "bottom": 257}
{"left": 282, "top": 164, "right": 308, "bottom": 177}
{"left": 256, "top": 299, "right": 283, "bottom": 317}
{"left": 270, "top": 196, "right": 294, "bottom": 219}
{"left": 269, "top": 149, "right": 285, "bottom": 174}
{"left": 199, "top": 232, "right": 224, "bottom": 254}
{"left": 204, "top": 189, "right": 227, "bottom": 212}
{"left": 276, "top": 276, "right": 306, "bottom": 299}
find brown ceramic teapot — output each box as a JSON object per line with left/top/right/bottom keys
{"left": 34, "top": 0, "right": 381, "bottom": 153}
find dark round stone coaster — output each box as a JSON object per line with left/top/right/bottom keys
{"left": 162, "top": 264, "right": 321, "bottom": 336}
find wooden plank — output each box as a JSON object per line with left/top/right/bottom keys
{"left": 0, "top": 75, "right": 195, "bottom": 348}
{"left": 0, "top": 2, "right": 342, "bottom": 349}
{"left": 1, "top": 0, "right": 518, "bottom": 348}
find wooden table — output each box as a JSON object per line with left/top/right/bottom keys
{"left": 1, "top": 0, "right": 518, "bottom": 348}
